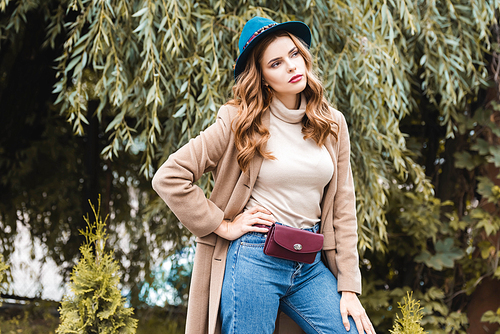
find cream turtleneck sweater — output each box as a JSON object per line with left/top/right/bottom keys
{"left": 245, "top": 93, "right": 334, "bottom": 229}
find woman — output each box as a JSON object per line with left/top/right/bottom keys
{"left": 152, "top": 16, "right": 375, "bottom": 334}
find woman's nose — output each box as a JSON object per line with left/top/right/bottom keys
{"left": 286, "top": 59, "right": 296, "bottom": 72}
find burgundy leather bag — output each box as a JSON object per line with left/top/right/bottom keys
{"left": 263, "top": 223, "right": 324, "bottom": 264}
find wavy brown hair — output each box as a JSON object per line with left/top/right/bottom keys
{"left": 227, "top": 30, "right": 338, "bottom": 173}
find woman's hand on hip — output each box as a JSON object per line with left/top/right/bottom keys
{"left": 340, "top": 291, "right": 376, "bottom": 334}
{"left": 213, "top": 205, "right": 275, "bottom": 241}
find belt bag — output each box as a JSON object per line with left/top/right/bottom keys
{"left": 263, "top": 223, "right": 323, "bottom": 264}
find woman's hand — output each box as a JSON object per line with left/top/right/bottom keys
{"left": 340, "top": 291, "right": 376, "bottom": 334}
{"left": 213, "top": 205, "right": 276, "bottom": 240}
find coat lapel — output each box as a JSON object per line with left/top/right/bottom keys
{"left": 320, "top": 134, "right": 337, "bottom": 233}
{"left": 207, "top": 108, "right": 270, "bottom": 334}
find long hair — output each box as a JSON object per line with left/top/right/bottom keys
{"left": 227, "top": 30, "right": 338, "bottom": 173}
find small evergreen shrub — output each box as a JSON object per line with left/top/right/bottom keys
{"left": 390, "top": 291, "right": 427, "bottom": 334}
{"left": 0, "top": 254, "right": 8, "bottom": 334}
{"left": 0, "top": 254, "right": 8, "bottom": 306}
{"left": 57, "top": 196, "right": 138, "bottom": 334}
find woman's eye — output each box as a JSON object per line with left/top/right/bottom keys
{"left": 292, "top": 51, "right": 299, "bottom": 57}
{"left": 271, "top": 61, "right": 280, "bottom": 68}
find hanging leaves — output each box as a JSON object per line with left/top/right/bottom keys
{"left": 2, "top": 0, "right": 500, "bottom": 254}
{"left": 2, "top": 5, "right": 500, "bottom": 331}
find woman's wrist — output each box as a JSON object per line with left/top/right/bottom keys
{"left": 213, "top": 220, "right": 229, "bottom": 238}
{"left": 341, "top": 291, "right": 357, "bottom": 297}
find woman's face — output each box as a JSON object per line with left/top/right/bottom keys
{"left": 260, "top": 36, "right": 307, "bottom": 106}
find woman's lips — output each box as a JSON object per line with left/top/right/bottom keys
{"left": 289, "top": 74, "right": 303, "bottom": 83}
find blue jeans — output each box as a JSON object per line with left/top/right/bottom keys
{"left": 220, "top": 223, "right": 359, "bottom": 334}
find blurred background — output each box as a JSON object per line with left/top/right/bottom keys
{"left": 1, "top": 0, "right": 499, "bottom": 333}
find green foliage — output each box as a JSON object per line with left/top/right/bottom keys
{"left": 0, "top": 111, "right": 91, "bottom": 271}
{"left": 452, "top": 102, "right": 500, "bottom": 274}
{"left": 415, "top": 238, "right": 464, "bottom": 271}
{"left": 1, "top": 0, "right": 499, "bottom": 261}
{"left": 451, "top": 102, "right": 500, "bottom": 332}
{"left": 418, "top": 287, "right": 468, "bottom": 334}
{"left": 134, "top": 306, "right": 186, "bottom": 334}
{"left": 0, "top": 305, "right": 186, "bottom": 334}
{"left": 0, "top": 299, "right": 60, "bottom": 334}
{"left": 0, "top": 311, "right": 59, "bottom": 334}
{"left": 390, "top": 291, "right": 426, "bottom": 334}
{"left": 0, "top": 254, "right": 7, "bottom": 310}
{"left": 57, "top": 196, "right": 138, "bottom": 334}
{"left": 2, "top": 1, "right": 500, "bottom": 332}
{"left": 43, "top": 0, "right": 497, "bottom": 254}
{"left": 360, "top": 82, "right": 500, "bottom": 332}
{"left": 0, "top": 254, "right": 7, "bottom": 282}
{"left": 453, "top": 151, "right": 484, "bottom": 171}
{"left": 361, "top": 284, "right": 469, "bottom": 333}
{"left": 481, "top": 307, "right": 500, "bottom": 334}
{"left": 0, "top": 0, "right": 443, "bottom": 253}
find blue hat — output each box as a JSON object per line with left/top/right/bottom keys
{"left": 234, "top": 16, "right": 311, "bottom": 81}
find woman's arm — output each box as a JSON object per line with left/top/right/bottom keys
{"left": 333, "top": 111, "right": 376, "bottom": 333}
{"left": 153, "top": 104, "right": 276, "bottom": 240}
{"left": 152, "top": 105, "right": 232, "bottom": 238}
{"left": 332, "top": 111, "right": 361, "bottom": 293}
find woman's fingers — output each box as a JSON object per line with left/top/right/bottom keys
{"left": 362, "top": 315, "right": 376, "bottom": 334}
{"left": 353, "top": 312, "right": 376, "bottom": 334}
{"left": 340, "top": 308, "right": 350, "bottom": 331}
{"left": 340, "top": 292, "right": 377, "bottom": 334}
{"left": 353, "top": 317, "right": 364, "bottom": 334}
{"left": 225, "top": 206, "right": 275, "bottom": 237}
{"left": 249, "top": 214, "right": 273, "bottom": 228}
{"left": 352, "top": 312, "right": 376, "bottom": 334}
{"left": 349, "top": 312, "right": 374, "bottom": 334}
{"left": 260, "top": 212, "right": 276, "bottom": 222}
{"left": 252, "top": 226, "right": 271, "bottom": 233}
{"left": 249, "top": 205, "right": 272, "bottom": 215}
{"left": 254, "top": 213, "right": 274, "bottom": 224}
{"left": 217, "top": 205, "right": 275, "bottom": 240}
{"left": 247, "top": 206, "right": 276, "bottom": 223}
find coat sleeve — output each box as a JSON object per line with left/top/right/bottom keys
{"left": 333, "top": 111, "right": 362, "bottom": 294}
{"left": 152, "top": 105, "right": 233, "bottom": 238}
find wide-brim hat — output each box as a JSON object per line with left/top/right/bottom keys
{"left": 234, "top": 16, "right": 311, "bottom": 81}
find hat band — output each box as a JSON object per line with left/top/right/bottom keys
{"left": 242, "top": 23, "right": 278, "bottom": 51}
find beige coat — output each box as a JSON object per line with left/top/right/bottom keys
{"left": 152, "top": 102, "right": 361, "bottom": 334}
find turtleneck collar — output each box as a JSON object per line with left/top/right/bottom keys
{"left": 269, "top": 92, "right": 307, "bottom": 124}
